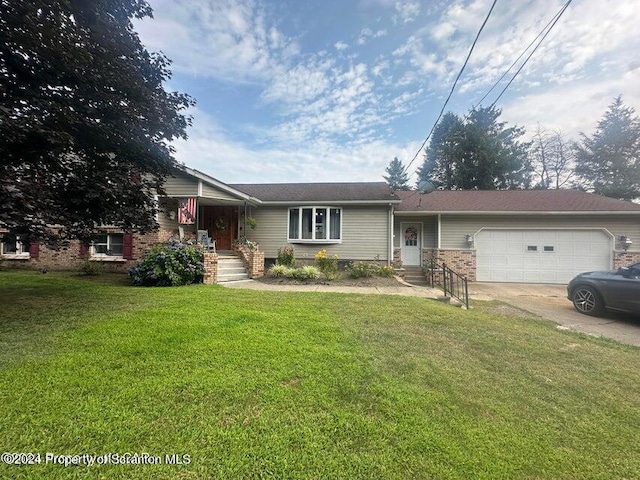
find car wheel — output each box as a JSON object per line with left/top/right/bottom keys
{"left": 572, "top": 286, "right": 604, "bottom": 316}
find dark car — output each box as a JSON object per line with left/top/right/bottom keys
{"left": 567, "top": 263, "right": 640, "bottom": 316}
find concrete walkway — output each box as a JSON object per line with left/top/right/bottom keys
{"left": 220, "top": 278, "right": 443, "bottom": 299}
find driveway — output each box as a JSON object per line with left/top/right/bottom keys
{"left": 470, "top": 283, "right": 640, "bottom": 347}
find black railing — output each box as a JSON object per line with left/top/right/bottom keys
{"left": 427, "top": 262, "right": 469, "bottom": 309}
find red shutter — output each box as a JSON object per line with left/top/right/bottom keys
{"left": 29, "top": 241, "right": 39, "bottom": 259}
{"left": 123, "top": 233, "right": 134, "bottom": 260}
{"left": 79, "top": 241, "right": 88, "bottom": 257}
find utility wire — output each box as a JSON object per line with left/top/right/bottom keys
{"left": 400, "top": 0, "right": 498, "bottom": 178}
{"left": 472, "top": 0, "right": 569, "bottom": 110}
{"left": 489, "top": 0, "right": 573, "bottom": 108}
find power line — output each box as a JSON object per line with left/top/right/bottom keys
{"left": 400, "top": 0, "right": 498, "bottom": 178}
{"left": 489, "top": 0, "right": 573, "bottom": 108}
{"left": 472, "top": 0, "right": 570, "bottom": 110}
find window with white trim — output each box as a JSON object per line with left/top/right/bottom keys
{"left": 0, "top": 233, "right": 30, "bottom": 258}
{"left": 288, "top": 207, "right": 341, "bottom": 242}
{"left": 90, "top": 233, "right": 124, "bottom": 258}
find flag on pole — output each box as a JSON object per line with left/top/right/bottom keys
{"left": 178, "top": 198, "right": 196, "bottom": 224}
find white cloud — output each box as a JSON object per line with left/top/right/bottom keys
{"left": 334, "top": 41, "right": 349, "bottom": 51}
{"left": 357, "top": 28, "right": 388, "bottom": 45}
{"left": 394, "top": 1, "right": 421, "bottom": 23}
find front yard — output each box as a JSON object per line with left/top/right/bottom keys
{"left": 0, "top": 271, "right": 638, "bottom": 479}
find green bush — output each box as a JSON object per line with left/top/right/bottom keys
{"left": 378, "top": 265, "right": 395, "bottom": 278}
{"left": 277, "top": 246, "right": 296, "bottom": 267}
{"left": 128, "top": 238, "right": 204, "bottom": 286}
{"left": 347, "top": 261, "right": 377, "bottom": 278}
{"left": 269, "top": 264, "right": 289, "bottom": 278}
{"left": 314, "top": 249, "right": 338, "bottom": 275}
{"left": 79, "top": 259, "right": 104, "bottom": 276}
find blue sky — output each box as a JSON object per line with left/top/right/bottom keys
{"left": 135, "top": 0, "right": 640, "bottom": 184}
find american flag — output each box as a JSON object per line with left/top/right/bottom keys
{"left": 177, "top": 198, "right": 196, "bottom": 224}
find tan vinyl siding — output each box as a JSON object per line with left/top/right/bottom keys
{"left": 247, "top": 206, "right": 391, "bottom": 261}
{"left": 163, "top": 173, "right": 198, "bottom": 197}
{"left": 394, "top": 216, "right": 437, "bottom": 248}
{"left": 201, "top": 183, "right": 240, "bottom": 201}
{"left": 440, "top": 215, "right": 640, "bottom": 249}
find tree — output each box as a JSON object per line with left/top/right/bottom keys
{"left": 416, "top": 112, "right": 463, "bottom": 189}
{"left": 574, "top": 96, "right": 640, "bottom": 201}
{"left": 417, "top": 106, "right": 531, "bottom": 190}
{"left": 530, "top": 125, "right": 574, "bottom": 189}
{"left": 0, "top": 0, "right": 194, "bottom": 242}
{"left": 383, "top": 157, "right": 410, "bottom": 190}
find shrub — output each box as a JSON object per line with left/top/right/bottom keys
{"left": 269, "top": 264, "right": 290, "bottom": 278}
{"left": 378, "top": 265, "right": 395, "bottom": 278}
{"left": 128, "top": 238, "right": 204, "bottom": 286}
{"left": 314, "top": 249, "right": 338, "bottom": 275}
{"left": 283, "top": 266, "right": 320, "bottom": 280}
{"left": 79, "top": 259, "right": 104, "bottom": 276}
{"left": 347, "top": 261, "right": 376, "bottom": 278}
{"left": 277, "top": 246, "right": 296, "bottom": 267}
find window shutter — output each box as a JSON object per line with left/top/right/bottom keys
{"left": 123, "top": 233, "right": 134, "bottom": 260}
{"left": 29, "top": 241, "right": 40, "bottom": 259}
{"left": 79, "top": 241, "right": 88, "bottom": 257}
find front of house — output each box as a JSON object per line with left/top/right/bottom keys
{"left": 3, "top": 166, "right": 640, "bottom": 284}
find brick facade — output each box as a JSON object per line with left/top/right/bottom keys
{"left": 203, "top": 252, "right": 219, "bottom": 284}
{"left": 422, "top": 248, "right": 476, "bottom": 281}
{"left": 233, "top": 244, "right": 265, "bottom": 279}
{"left": 1, "top": 229, "right": 176, "bottom": 273}
{"left": 613, "top": 251, "right": 640, "bottom": 269}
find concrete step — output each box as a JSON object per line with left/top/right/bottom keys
{"left": 218, "top": 272, "right": 250, "bottom": 282}
{"left": 218, "top": 259, "right": 245, "bottom": 267}
{"left": 218, "top": 266, "right": 247, "bottom": 275}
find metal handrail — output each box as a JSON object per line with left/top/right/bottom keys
{"left": 427, "top": 261, "right": 469, "bottom": 309}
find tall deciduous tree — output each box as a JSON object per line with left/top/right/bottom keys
{"left": 417, "top": 106, "right": 531, "bottom": 190}
{"left": 574, "top": 96, "right": 640, "bottom": 201}
{"left": 383, "top": 157, "right": 410, "bottom": 190}
{"left": 0, "top": 0, "right": 194, "bottom": 242}
{"left": 530, "top": 125, "right": 574, "bottom": 189}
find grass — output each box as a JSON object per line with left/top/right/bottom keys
{"left": 0, "top": 271, "right": 638, "bottom": 479}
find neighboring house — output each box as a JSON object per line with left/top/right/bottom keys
{"left": 3, "top": 166, "right": 640, "bottom": 284}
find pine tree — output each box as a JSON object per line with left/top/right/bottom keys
{"left": 384, "top": 157, "right": 410, "bottom": 190}
{"left": 574, "top": 96, "right": 640, "bottom": 201}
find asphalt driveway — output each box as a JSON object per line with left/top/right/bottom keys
{"left": 470, "top": 283, "right": 640, "bottom": 347}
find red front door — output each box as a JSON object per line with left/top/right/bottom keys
{"left": 199, "top": 206, "right": 237, "bottom": 251}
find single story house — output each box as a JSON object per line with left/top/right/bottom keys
{"left": 2, "top": 166, "right": 640, "bottom": 284}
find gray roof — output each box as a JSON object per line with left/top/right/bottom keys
{"left": 231, "top": 182, "right": 400, "bottom": 203}
{"left": 395, "top": 189, "right": 640, "bottom": 212}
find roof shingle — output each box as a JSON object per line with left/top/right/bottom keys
{"left": 231, "top": 182, "right": 400, "bottom": 203}
{"left": 394, "top": 189, "right": 640, "bottom": 212}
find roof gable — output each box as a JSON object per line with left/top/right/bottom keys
{"left": 395, "top": 189, "right": 640, "bottom": 213}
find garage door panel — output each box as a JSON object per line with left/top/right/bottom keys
{"left": 476, "top": 229, "right": 611, "bottom": 284}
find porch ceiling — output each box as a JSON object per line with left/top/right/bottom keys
{"left": 197, "top": 197, "right": 246, "bottom": 206}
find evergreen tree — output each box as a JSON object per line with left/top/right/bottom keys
{"left": 418, "top": 106, "right": 531, "bottom": 190}
{"left": 416, "top": 112, "right": 463, "bottom": 189}
{"left": 574, "top": 96, "right": 640, "bottom": 201}
{"left": 0, "top": 0, "right": 194, "bottom": 242}
{"left": 384, "top": 157, "right": 410, "bottom": 190}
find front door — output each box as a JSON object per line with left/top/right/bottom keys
{"left": 200, "top": 206, "right": 237, "bottom": 251}
{"left": 401, "top": 223, "right": 421, "bottom": 266}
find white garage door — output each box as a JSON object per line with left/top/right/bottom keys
{"left": 475, "top": 229, "right": 612, "bottom": 284}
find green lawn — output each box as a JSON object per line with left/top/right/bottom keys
{"left": 0, "top": 271, "right": 638, "bottom": 479}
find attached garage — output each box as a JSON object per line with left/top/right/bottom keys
{"left": 476, "top": 229, "right": 612, "bottom": 284}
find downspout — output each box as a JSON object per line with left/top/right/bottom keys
{"left": 388, "top": 204, "right": 394, "bottom": 266}
{"left": 437, "top": 213, "right": 442, "bottom": 249}
{"left": 243, "top": 201, "right": 247, "bottom": 240}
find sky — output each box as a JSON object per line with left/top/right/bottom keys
{"left": 135, "top": 0, "right": 640, "bottom": 184}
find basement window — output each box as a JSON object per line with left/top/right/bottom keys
{"left": 527, "top": 245, "right": 538, "bottom": 252}
{"left": 543, "top": 246, "right": 555, "bottom": 252}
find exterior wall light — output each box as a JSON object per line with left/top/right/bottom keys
{"left": 619, "top": 235, "right": 633, "bottom": 251}
{"left": 465, "top": 234, "right": 474, "bottom": 248}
